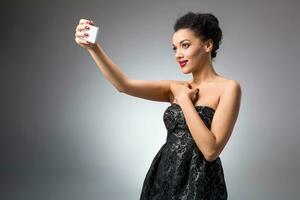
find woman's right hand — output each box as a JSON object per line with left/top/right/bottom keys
{"left": 74, "top": 19, "right": 96, "bottom": 50}
{"left": 170, "top": 81, "right": 199, "bottom": 105}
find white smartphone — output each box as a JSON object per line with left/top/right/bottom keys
{"left": 83, "top": 24, "right": 99, "bottom": 43}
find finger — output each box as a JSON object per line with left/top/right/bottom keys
{"left": 183, "top": 82, "right": 191, "bottom": 89}
{"left": 76, "top": 24, "right": 91, "bottom": 32}
{"left": 75, "top": 36, "right": 89, "bottom": 44}
{"left": 79, "top": 19, "right": 92, "bottom": 25}
{"left": 88, "top": 20, "right": 95, "bottom": 25}
{"left": 79, "top": 19, "right": 95, "bottom": 26}
{"left": 187, "top": 82, "right": 192, "bottom": 89}
{"left": 191, "top": 88, "right": 199, "bottom": 96}
{"left": 193, "top": 88, "right": 199, "bottom": 98}
{"left": 192, "top": 93, "right": 199, "bottom": 103}
{"left": 75, "top": 31, "right": 89, "bottom": 38}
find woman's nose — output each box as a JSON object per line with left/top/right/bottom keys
{"left": 175, "top": 50, "right": 183, "bottom": 59}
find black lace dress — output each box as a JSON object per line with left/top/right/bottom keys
{"left": 140, "top": 103, "right": 227, "bottom": 200}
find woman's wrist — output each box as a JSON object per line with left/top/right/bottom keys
{"left": 86, "top": 43, "right": 99, "bottom": 53}
{"left": 176, "top": 95, "right": 190, "bottom": 106}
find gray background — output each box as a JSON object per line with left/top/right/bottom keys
{"left": 1, "top": 0, "right": 299, "bottom": 199}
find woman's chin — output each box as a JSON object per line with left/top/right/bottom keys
{"left": 181, "top": 67, "right": 191, "bottom": 74}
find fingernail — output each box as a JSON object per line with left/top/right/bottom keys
{"left": 85, "top": 26, "right": 90, "bottom": 29}
{"left": 84, "top": 33, "right": 89, "bottom": 36}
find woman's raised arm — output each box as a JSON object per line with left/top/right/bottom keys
{"left": 75, "top": 18, "right": 173, "bottom": 103}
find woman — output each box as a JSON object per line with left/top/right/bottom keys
{"left": 75, "top": 11, "right": 241, "bottom": 200}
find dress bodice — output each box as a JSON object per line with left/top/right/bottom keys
{"left": 163, "top": 103, "right": 215, "bottom": 133}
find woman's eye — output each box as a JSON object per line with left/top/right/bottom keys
{"left": 172, "top": 43, "right": 189, "bottom": 51}
{"left": 182, "top": 43, "right": 190, "bottom": 48}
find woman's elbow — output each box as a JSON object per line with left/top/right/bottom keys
{"left": 204, "top": 151, "right": 219, "bottom": 162}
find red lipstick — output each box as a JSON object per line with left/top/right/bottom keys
{"left": 179, "top": 60, "right": 188, "bottom": 67}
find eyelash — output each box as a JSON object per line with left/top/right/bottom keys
{"left": 172, "top": 43, "right": 190, "bottom": 51}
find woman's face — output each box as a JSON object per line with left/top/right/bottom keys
{"left": 172, "top": 28, "right": 211, "bottom": 74}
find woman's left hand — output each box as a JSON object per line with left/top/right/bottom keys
{"left": 170, "top": 82, "right": 199, "bottom": 105}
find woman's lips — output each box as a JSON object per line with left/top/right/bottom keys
{"left": 179, "top": 60, "right": 188, "bottom": 67}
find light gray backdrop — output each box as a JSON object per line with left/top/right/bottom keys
{"left": 1, "top": 0, "right": 299, "bottom": 199}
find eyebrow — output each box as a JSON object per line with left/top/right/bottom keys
{"left": 172, "top": 39, "right": 190, "bottom": 47}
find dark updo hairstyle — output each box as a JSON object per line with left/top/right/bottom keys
{"left": 173, "top": 12, "right": 223, "bottom": 60}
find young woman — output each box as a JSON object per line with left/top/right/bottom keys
{"left": 75, "top": 11, "right": 241, "bottom": 200}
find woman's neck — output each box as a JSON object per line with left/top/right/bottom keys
{"left": 191, "top": 62, "right": 219, "bottom": 86}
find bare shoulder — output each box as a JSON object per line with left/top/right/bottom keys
{"left": 209, "top": 76, "right": 241, "bottom": 93}
{"left": 222, "top": 79, "right": 242, "bottom": 96}
{"left": 211, "top": 77, "right": 242, "bottom": 110}
{"left": 218, "top": 78, "right": 242, "bottom": 114}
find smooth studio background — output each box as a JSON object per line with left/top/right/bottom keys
{"left": 1, "top": 0, "right": 299, "bottom": 199}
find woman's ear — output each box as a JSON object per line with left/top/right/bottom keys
{"left": 204, "top": 39, "right": 213, "bottom": 53}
